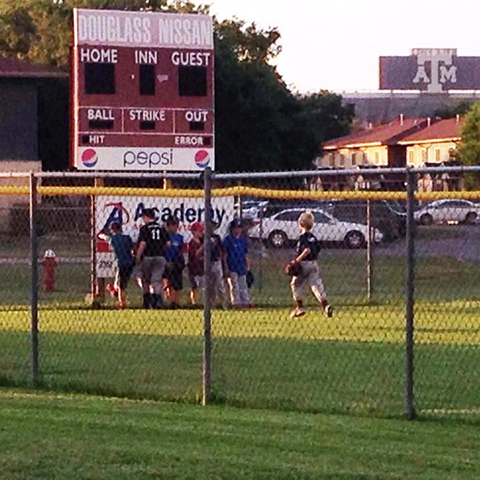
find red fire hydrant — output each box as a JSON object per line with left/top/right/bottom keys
{"left": 43, "top": 250, "right": 57, "bottom": 293}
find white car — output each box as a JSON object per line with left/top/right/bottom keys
{"left": 249, "top": 208, "right": 383, "bottom": 249}
{"left": 241, "top": 200, "right": 269, "bottom": 220}
{"left": 414, "top": 200, "right": 480, "bottom": 226}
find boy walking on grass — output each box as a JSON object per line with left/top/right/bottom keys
{"left": 287, "top": 211, "right": 333, "bottom": 319}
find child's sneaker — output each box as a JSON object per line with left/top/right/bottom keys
{"left": 291, "top": 307, "right": 306, "bottom": 319}
{"left": 324, "top": 304, "right": 333, "bottom": 318}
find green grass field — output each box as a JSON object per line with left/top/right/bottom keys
{"left": 1, "top": 387, "right": 480, "bottom": 479}
{"left": 1, "top": 233, "right": 480, "bottom": 419}
{"left": 1, "top": 301, "right": 480, "bottom": 419}
{"left": 2, "top": 227, "right": 480, "bottom": 478}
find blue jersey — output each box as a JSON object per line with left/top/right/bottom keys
{"left": 109, "top": 233, "right": 134, "bottom": 269}
{"left": 223, "top": 234, "right": 248, "bottom": 275}
{"left": 166, "top": 233, "right": 184, "bottom": 262}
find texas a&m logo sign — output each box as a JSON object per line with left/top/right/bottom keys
{"left": 380, "top": 48, "right": 480, "bottom": 93}
{"left": 72, "top": 9, "right": 215, "bottom": 171}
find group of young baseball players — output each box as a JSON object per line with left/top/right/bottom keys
{"left": 103, "top": 208, "right": 333, "bottom": 319}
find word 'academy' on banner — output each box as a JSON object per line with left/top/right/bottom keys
{"left": 380, "top": 49, "right": 480, "bottom": 93}
{"left": 95, "top": 196, "right": 235, "bottom": 278}
{"left": 72, "top": 9, "right": 215, "bottom": 171}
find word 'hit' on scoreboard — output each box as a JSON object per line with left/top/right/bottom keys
{"left": 72, "top": 9, "right": 215, "bottom": 172}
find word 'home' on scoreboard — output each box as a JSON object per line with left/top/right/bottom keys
{"left": 72, "top": 9, "right": 215, "bottom": 172}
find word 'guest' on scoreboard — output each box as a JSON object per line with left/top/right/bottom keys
{"left": 72, "top": 9, "right": 215, "bottom": 172}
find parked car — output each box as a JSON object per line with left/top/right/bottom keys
{"left": 414, "top": 200, "right": 480, "bottom": 226}
{"left": 249, "top": 208, "right": 383, "bottom": 249}
{"left": 261, "top": 199, "right": 332, "bottom": 219}
{"left": 241, "top": 199, "right": 270, "bottom": 220}
{"left": 324, "top": 200, "right": 406, "bottom": 242}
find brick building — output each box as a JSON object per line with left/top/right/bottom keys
{"left": 315, "top": 116, "right": 463, "bottom": 191}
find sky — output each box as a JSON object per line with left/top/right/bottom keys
{"left": 210, "top": 0, "right": 479, "bottom": 94}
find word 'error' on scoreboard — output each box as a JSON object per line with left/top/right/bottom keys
{"left": 72, "top": 9, "right": 215, "bottom": 172}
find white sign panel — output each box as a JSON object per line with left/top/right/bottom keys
{"left": 78, "top": 146, "right": 214, "bottom": 172}
{"left": 74, "top": 10, "right": 214, "bottom": 49}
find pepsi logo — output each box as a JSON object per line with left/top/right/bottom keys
{"left": 82, "top": 149, "right": 98, "bottom": 168}
{"left": 195, "top": 150, "right": 210, "bottom": 169}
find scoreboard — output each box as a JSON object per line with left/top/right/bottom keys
{"left": 72, "top": 9, "right": 215, "bottom": 171}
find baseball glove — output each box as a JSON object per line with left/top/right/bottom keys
{"left": 285, "top": 261, "right": 303, "bottom": 277}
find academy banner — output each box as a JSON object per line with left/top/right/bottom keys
{"left": 95, "top": 195, "right": 235, "bottom": 278}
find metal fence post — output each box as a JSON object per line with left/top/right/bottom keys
{"left": 90, "top": 183, "right": 97, "bottom": 301}
{"left": 367, "top": 199, "right": 374, "bottom": 300}
{"left": 203, "top": 167, "right": 213, "bottom": 405}
{"left": 29, "top": 172, "right": 40, "bottom": 385}
{"left": 405, "top": 168, "right": 416, "bottom": 420}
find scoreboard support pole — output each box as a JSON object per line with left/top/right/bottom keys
{"left": 91, "top": 177, "right": 105, "bottom": 305}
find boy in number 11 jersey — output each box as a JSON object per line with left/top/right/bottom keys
{"left": 136, "top": 208, "right": 170, "bottom": 309}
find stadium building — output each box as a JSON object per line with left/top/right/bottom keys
{"left": 342, "top": 91, "right": 479, "bottom": 125}
{"left": 342, "top": 48, "right": 480, "bottom": 124}
{"left": 311, "top": 48, "right": 479, "bottom": 191}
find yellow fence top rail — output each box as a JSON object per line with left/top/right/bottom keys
{"left": 1, "top": 185, "right": 480, "bottom": 201}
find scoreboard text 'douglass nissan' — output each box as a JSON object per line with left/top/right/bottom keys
{"left": 73, "top": 9, "right": 215, "bottom": 172}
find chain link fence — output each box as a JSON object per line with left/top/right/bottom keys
{"left": 1, "top": 167, "right": 480, "bottom": 420}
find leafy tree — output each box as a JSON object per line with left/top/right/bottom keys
{"left": 209, "top": 18, "right": 354, "bottom": 171}
{"left": 0, "top": 0, "right": 206, "bottom": 67}
{"left": 0, "top": 0, "right": 354, "bottom": 172}
{"left": 458, "top": 103, "right": 480, "bottom": 188}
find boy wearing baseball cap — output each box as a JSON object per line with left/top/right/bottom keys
{"left": 164, "top": 216, "right": 185, "bottom": 309}
{"left": 136, "top": 208, "right": 170, "bottom": 309}
{"left": 223, "top": 219, "right": 252, "bottom": 308}
{"left": 101, "top": 222, "right": 135, "bottom": 309}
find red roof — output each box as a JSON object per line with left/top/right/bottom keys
{"left": 0, "top": 56, "right": 67, "bottom": 78}
{"left": 398, "top": 118, "right": 463, "bottom": 144}
{"left": 323, "top": 118, "right": 429, "bottom": 149}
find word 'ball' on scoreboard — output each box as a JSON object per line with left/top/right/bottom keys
{"left": 73, "top": 9, "right": 215, "bottom": 171}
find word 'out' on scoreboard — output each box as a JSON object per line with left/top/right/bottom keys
{"left": 72, "top": 9, "right": 215, "bottom": 172}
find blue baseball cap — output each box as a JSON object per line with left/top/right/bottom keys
{"left": 230, "top": 219, "right": 243, "bottom": 229}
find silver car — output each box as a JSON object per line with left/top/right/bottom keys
{"left": 414, "top": 200, "right": 480, "bottom": 226}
